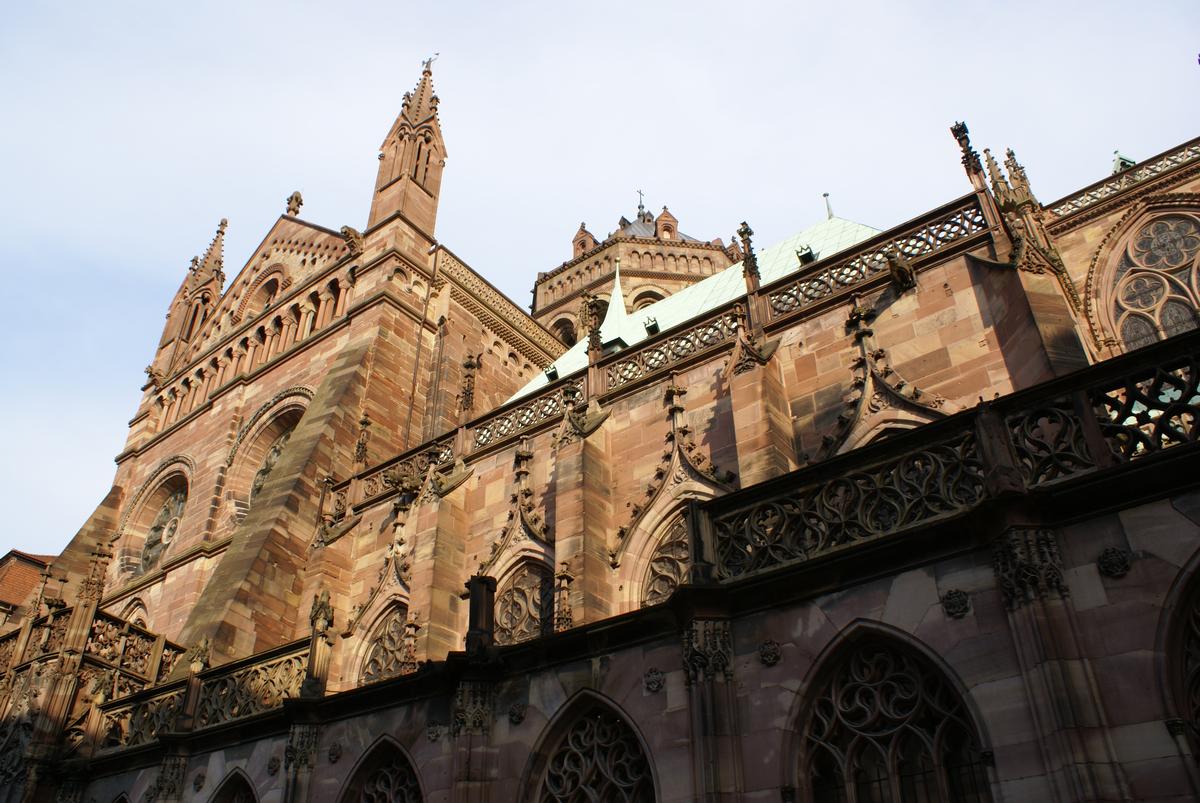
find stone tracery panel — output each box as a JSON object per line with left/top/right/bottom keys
{"left": 1105, "top": 213, "right": 1200, "bottom": 351}
{"left": 140, "top": 487, "right": 187, "bottom": 573}
{"left": 800, "top": 638, "right": 992, "bottom": 802}
{"left": 339, "top": 742, "right": 423, "bottom": 803}
{"left": 641, "top": 517, "right": 689, "bottom": 607}
{"left": 536, "top": 706, "right": 654, "bottom": 803}
{"left": 360, "top": 605, "right": 410, "bottom": 684}
{"left": 495, "top": 563, "right": 554, "bottom": 645}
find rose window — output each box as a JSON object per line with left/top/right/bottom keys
{"left": 1109, "top": 214, "right": 1200, "bottom": 351}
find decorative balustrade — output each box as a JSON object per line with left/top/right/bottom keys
{"left": 605, "top": 307, "right": 743, "bottom": 391}
{"left": 194, "top": 641, "right": 308, "bottom": 729}
{"left": 99, "top": 682, "right": 187, "bottom": 751}
{"left": 704, "top": 330, "right": 1200, "bottom": 581}
{"left": 1048, "top": 140, "right": 1200, "bottom": 219}
{"left": 469, "top": 378, "right": 584, "bottom": 451}
{"left": 765, "top": 198, "right": 988, "bottom": 318}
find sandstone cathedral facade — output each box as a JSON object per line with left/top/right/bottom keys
{"left": 2, "top": 62, "right": 1200, "bottom": 803}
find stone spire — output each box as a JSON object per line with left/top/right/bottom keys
{"left": 401, "top": 56, "right": 440, "bottom": 126}
{"left": 193, "top": 218, "right": 227, "bottom": 289}
{"left": 368, "top": 60, "right": 448, "bottom": 234}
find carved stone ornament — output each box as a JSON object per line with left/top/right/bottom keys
{"left": 643, "top": 668, "right": 665, "bottom": 693}
{"left": 758, "top": 640, "right": 782, "bottom": 667}
{"left": 286, "top": 190, "right": 303, "bottom": 216}
{"left": 284, "top": 723, "right": 319, "bottom": 770}
{"left": 452, "top": 680, "right": 494, "bottom": 736}
{"left": 1097, "top": 546, "right": 1132, "bottom": 579}
{"left": 267, "top": 756, "right": 281, "bottom": 776}
{"left": 993, "top": 528, "right": 1069, "bottom": 610}
{"left": 426, "top": 722, "right": 444, "bottom": 742}
{"left": 941, "top": 589, "right": 971, "bottom": 619}
{"left": 682, "top": 619, "right": 733, "bottom": 685}
{"left": 508, "top": 702, "right": 527, "bottom": 725}
{"left": 192, "top": 771, "right": 205, "bottom": 792}
{"left": 327, "top": 742, "right": 342, "bottom": 764}
{"left": 339, "top": 225, "right": 364, "bottom": 257}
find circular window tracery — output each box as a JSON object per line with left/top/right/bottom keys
{"left": 1107, "top": 213, "right": 1200, "bottom": 351}
{"left": 140, "top": 488, "right": 186, "bottom": 573}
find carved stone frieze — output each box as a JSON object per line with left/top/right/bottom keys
{"left": 993, "top": 528, "right": 1069, "bottom": 610}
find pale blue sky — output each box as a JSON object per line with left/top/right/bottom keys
{"left": 1, "top": 1, "right": 1196, "bottom": 555}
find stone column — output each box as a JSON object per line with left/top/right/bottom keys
{"left": 993, "top": 526, "right": 1132, "bottom": 802}
{"left": 682, "top": 617, "right": 744, "bottom": 801}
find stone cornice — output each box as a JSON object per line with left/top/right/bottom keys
{"left": 435, "top": 246, "right": 563, "bottom": 364}
{"left": 539, "top": 234, "right": 728, "bottom": 284}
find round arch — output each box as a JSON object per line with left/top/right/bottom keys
{"left": 335, "top": 733, "right": 425, "bottom": 803}
{"left": 235, "top": 265, "right": 292, "bottom": 323}
{"left": 780, "top": 618, "right": 997, "bottom": 801}
{"left": 517, "top": 688, "right": 659, "bottom": 803}
{"left": 115, "top": 459, "right": 194, "bottom": 577}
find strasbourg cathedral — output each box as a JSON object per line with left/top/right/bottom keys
{"left": 3, "top": 60, "right": 1200, "bottom": 803}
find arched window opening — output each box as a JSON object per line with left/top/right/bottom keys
{"left": 1171, "top": 573, "right": 1200, "bottom": 753}
{"left": 338, "top": 741, "right": 422, "bottom": 803}
{"left": 210, "top": 771, "right": 257, "bottom": 803}
{"left": 119, "top": 599, "right": 149, "bottom": 629}
{"left": 551, "top": 319, "right": 577, "bottom": 347}
{"left": 136, "top": 477, "right": 188, "bottom": 575}
{"left": 360, "top": 605, "right": 411, "bottom": 684}
{"left": 257, "top": 277, "right": 280, "bottom": 314}
{"left": 1106, "top": 214, "right": 1200, "bottom": 351}
{"left": 633, "top": 291, "right": 664, "bottom": 312}
{"left": 495, "top": 563, "right": 554, "bottom": 645}
{"left": 536, "top": 704, "right": 654, "bottom": 802}
{"left": 641, "top": 517, "right": 689, "bottom": 607}
{"left": 800, "top": 638, "right": 992, "bottom": 803}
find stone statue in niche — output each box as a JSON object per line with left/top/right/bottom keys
{"left": 251, "top": 429, "right": 293, "bottom": 502}
{"left": 140, "top": 489, "right": 186, "bottom": 573}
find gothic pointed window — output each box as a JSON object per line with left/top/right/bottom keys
{"left": 338, "top": 741, "right": 423, "bottom": 803}
{"left": 800, "top": 638, "right": 992, "bottom": 803}
{"left": 140, "top": 487, "right": 186, "bottom": 573}
{"left": 536, "top": 705, "right": 655, "bottom": 803}
{"left": 361, "top": 605, "right": 412, "bottom": 684}
{"left": 1172, "top": 576, "right": 1200, "bottom": 751}
{"left": 495, "top": 563, "right": 554, "bottom": 645}
{"left": 1107, "top": 214, "right": 1200, "bottom": 351}
{"left": 211, "top": 772, "right": 258, "bottom": 803}
{"left": 250, "top": 428, "right": 292, "bottom": 502}
{"left": 641, "top": 517, "right": 690, "bottom": 607}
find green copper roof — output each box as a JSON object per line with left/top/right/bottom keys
{"left": 508, "top": 215, "right": 879, "bottom": 402}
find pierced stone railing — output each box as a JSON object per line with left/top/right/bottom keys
{"left": 765, "top": 197, "right": 988, "bottom": 319}
{"left": 194, "top": 640, "right": 308, "bottom": 729}
{"left": 353, "top": 434, "right": 456, "bottom": 510}
{"left": 1048, "top": 139, "right": 1200, "bottom": 218}
{"left": 469, "top": 378, "right": 584, "bottom": 451}
{"left": 98, "top": 681, "right": 187, "bottom": 751}
{"left": 701, "top": 329, "right": 1200, "bottom": 581}
{"left": 604, "top": 306, "right": 743, "bottom": 391}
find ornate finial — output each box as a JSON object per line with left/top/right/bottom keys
{"left": 1004, "top": 148, "right": 1035, "bottom": 205}
{"left": 737, "top": 222, "right": 760, "bottom": 283}
{"left": 951, "top": 121, "right": 983, "bottom": 175}
{"left": 422, "top": 53, "right": 439, "bottom": 72}
{"left": 823, "top": 193, "right": 833, "bottom": 220}
{"left": 286, "top": 191, "right": 303, "bottom": 216}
